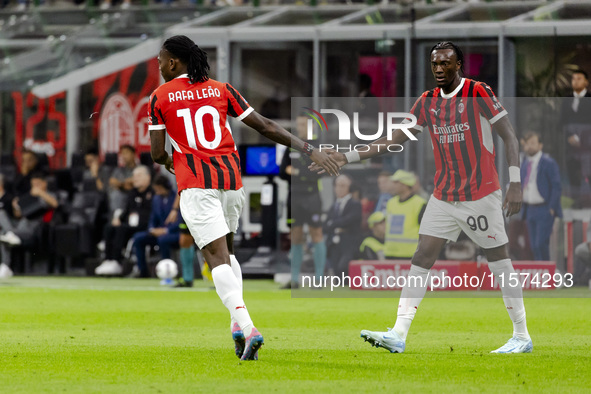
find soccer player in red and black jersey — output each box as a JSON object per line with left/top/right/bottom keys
{"left": 313, "top": 42, "right": 532, "bottom": 354}
{"left": 149, "top": 35, "right": 339, "bottom": 361}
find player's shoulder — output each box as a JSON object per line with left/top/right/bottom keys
{"left": 470, "top": 79, "right": 495, "bottom": 93}
{"left": 203, "top": 78, "right": 239, "bottom": 97}
{"left": 203, "top": 78, "right": 231, "bottom": 91}
{"left": 419, "top": 89, "right": 437, "bottom": 98}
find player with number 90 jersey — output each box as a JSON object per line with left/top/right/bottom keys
{"left": 148, "top": 75, "right": 252, "bottom": 192}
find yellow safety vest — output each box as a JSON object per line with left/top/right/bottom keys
{"left": 359, "top": 236, "right": 385, "bottom": 257}
{"left": 384, "top": 194, "right": 426, "bottom": 258}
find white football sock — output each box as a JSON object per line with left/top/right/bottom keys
{"left": 229, "top": 254, "right": 243, "bottom": 329}
{"left": 211, "top": 264, "right": 253, "bottom": 337}
{"left": 393, "top": 264, "right": 430, "bottom": 341}
{"left": 230, "top": 255, "right": 243, "bottom": 292}
{"left": 488, "top": 259, "right": 530, "bottom": 340}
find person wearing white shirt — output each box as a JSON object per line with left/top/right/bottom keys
{"left": 520, "top": 132, "right": 562, "bottom": 261}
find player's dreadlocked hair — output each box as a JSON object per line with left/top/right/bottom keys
{"left": 431, "top": 41, "right": 465, "bottom": 75}
{"left": 162, "top": 35, "right": 209, "bottom": 84}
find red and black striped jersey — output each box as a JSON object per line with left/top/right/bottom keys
{"left": 409, "top": 78, "right": 508, "bottom": 202}
{"left": 148, "top": 75, "right": 252, "bottom": 192}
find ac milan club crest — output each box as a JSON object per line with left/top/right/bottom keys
{"left": 458, "top": 101, "right": 465, "bottom": 114}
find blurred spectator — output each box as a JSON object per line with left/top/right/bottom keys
{"left": 95, "top": 166, "right": 153, "bottom": 276}
{"left": 164, "top": 195, "right": 192, "bottom": 287}
{"left": 0, "top": 172, "right": 59, "bottom": 278}
{"left": 130, "top": 175, "right": 179, "bottom": 278}
{"left": 13, "top": 149, "right": 41, "bottom": 197}
{"left": 280, "top": 117, "right": 326, "bottom": 287}
{"left": 358, "top": 73, "right": 380, "bottom": 120}
{"left": 560, "top": 69, "right": 591, "bottom": 193}
{"left": 384, "top": 170, "right": 426, "bottom": 259}
{"left": 411, "top": 172, "right": 430, "bottom": 201}
{"left": 0, "top": 174, "right": 14, "bottom": 278}
{"left": 0, "top": 174, "right": 14, "bottom": 219}
{"left": 325, "top": 174, "right": 362, "bottom": 276}
{"left": 83, "top": 148, "right": 111, "bottom": 192}
{"left": 358, "top": 211, "right": 386, "bottom": 261}
{"left": 15, "top": 0, "right": 45, "bottom": 11}
{"left": 374, "top": 171, "right": 393, "bottom": 212}
{"left": 100, "top": 0, "right": 131, "bottom": 9}
{"left": 520, "top": 132, "right": 562, "bottom": 261}
{"left": 573, "top": 226, "right": 591, "bottom": 286}
{"left": 107, "top": 144, "right": 137, "bottom": 217}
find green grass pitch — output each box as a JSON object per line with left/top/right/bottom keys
{"left": 0, "top": 277, "right": 589, "bottom": 393}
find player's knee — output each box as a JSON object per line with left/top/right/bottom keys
{"left": 310, "top": 230, "right": 323, "bottom": 243}
{"left": 411, "top": 248, "right": 437, "bottom": 269}
{"left": 484, "top": 244, "right": 509, "bottom": 262}
{"left": 179, "top": 234, "right": 194, "bottom": 248}
{"left": 291, "top": 233, "right": 304, "bottom": 245}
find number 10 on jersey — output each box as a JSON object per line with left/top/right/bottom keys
{"left": 177, "top": 106, "right": 223, "bottom": 150}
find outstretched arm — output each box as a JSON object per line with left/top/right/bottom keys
{"left": 309, "top": 127, "right": 421, "bottom": 173}
{"left": 493, "top": 115, "right": 522, "bottom": 217}
{"left": 241, "top": 110, "right": 340, "bottom": 176}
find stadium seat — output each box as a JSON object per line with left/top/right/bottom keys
{"left": 49, "top": 190, "right": 106, "bottom": 273}
{"left": 0, "top": 153, "right": 17, "bottom": 190}
{"left": 70, "top": 153, "right": 86, "bottom": 189}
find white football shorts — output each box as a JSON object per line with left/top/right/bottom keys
{"left": 418, "top": 190, "right": 509, "bottom": 249}
{"left": 179, "top": 187, "right": 245, "bottom": 249}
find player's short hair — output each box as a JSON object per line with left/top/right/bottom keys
{"left": 120, "top": 144, "right": 135, "bottom": 154}
{"left": 523, "top": 131, "right": 542, "bottom": 144}
{"left": 153, "top": 174, "right": 172, "bottom": 191}
{"left": 378, "top": 171, "right": 392, "bottom": 178}
{"left": 573, "top": 69, "right": 588, "bottom": 80}
{"left": 163, "top": 35, "right": 210, "bottom": 84}
{"left": 431, "top": 41, "right": 465, "bottom": 75}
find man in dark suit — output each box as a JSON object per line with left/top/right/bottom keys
{"left": 325, "top": 174, "right": 362, "bottom": 276}
{"left": 520, "top": 132, "right": 562, "bottom": 261}
{"left": 560, "top": 69, "right": 591, "bottom": 190}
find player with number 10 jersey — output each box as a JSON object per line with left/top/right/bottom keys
{"left": 148, "top": 77, "right": 251, "bottom": 193}
{"left": 148, "top": 35, "right": 339, "bottom": 362}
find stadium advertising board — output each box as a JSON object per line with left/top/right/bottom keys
{"left": 84, "top": 58, "right": 160, "bottom": 160}
{"left": 8, "top": 91, "right": 67, "bottom": 168}
{"left": 348, "top": 260, "right": 558, "bottom": 291}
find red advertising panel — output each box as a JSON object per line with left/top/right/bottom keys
{"left": 349, "top": 260, "right": 557, "bottom": 291}
{"left": 85, "top": 58, "right": 160, "bottom": 161}
{"left": 10, "top": 91, "right": 67, "bottom": 169}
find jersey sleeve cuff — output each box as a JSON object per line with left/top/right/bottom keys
{"left": 148, "top": 124, "right": 166, "bottom": 131}
{"left": 489, "top": 110, "right": 508, "bottom": 125}
{"left": 236, "top": 106, "right": 254, "bottom": 121}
